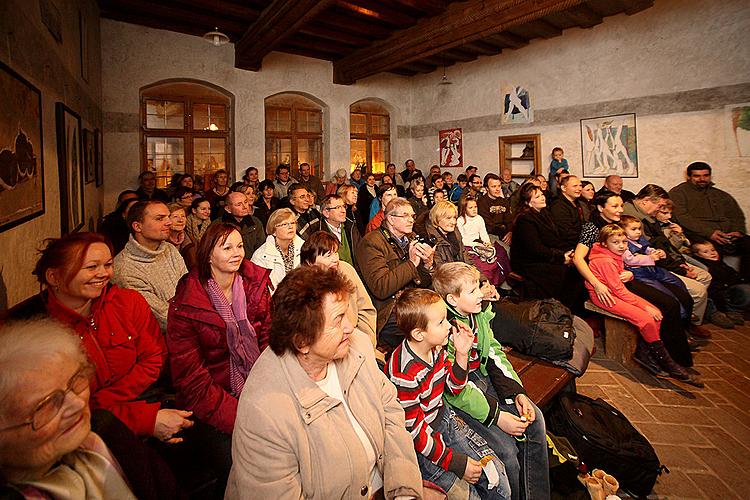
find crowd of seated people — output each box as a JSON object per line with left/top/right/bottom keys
{"left": 1, "top": 158, "right": 747, "bottom": 499}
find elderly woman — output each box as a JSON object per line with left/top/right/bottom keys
{"left": 168, "top": 222, "right": 272, "bottom": 436}
{"left": 0, "top": 319, "right": 182, "bottom": 499}
{"left": 185, "top": 196, "right": 212, "bottom": 244}
{"left": 421, "top": 200, "right": 474, "bottom": 270}
{"left": 252, "top": 208, "right": 305, "bottom": 291}
{"left": 407, "top": 176, "right": 428, "bottom": 217}
{"left": 300, "top": 231, "right": 377, "bottom": 348}
{"left": 167, "top": 202, "right": 197, "bottom": 268}
{"left": 226, "top": 266, "right": 423, "bottom": 499}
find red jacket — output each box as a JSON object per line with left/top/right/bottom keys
{"left": 166, "top": 260, "right": 272, "bottom": 434}
{"left": 587, "top": 244, "right": 649, "bottom": 308}
{"left": 9, "top": 287, "right": 166, "bottom": 437}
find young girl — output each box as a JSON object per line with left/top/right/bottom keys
{"left": 456, "top": 196, "right": 511, "bottom": 287}
{"left": 587, "top": 224, "right": 702, "bottom": 387}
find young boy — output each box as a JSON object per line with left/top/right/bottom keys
{"left": 450, "top": 174, "right": 468, "bottom": 203}
{"left": 385, "top": 288, "right": 509, "bottom": 499}
{"left": 548, "top": 147, "right": 569, "bottom": 196}
{"left": 432, "top": 262, "right": 550, "bottom": 500}
{"left": 691, "top": 241, "right": 748, "bottom": 325}
{"left": 587, "top": 225, "right": 702, "bottom": 386}
{"left": 654, "top": 200, "right": 691, "bottom": 253}
{"left": 619, "top": 215, "right": 690, "bottom": 320}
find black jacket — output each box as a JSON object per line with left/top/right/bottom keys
{"left": 549, "top": 196, "right": 585, "bottom": 249}
{"left": 301, "top": 218, "right": 362, "bottom": 270}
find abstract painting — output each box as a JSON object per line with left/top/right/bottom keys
{"left": 501, "top": 86, "right": 533, "bottom": 124}
{"left": 580, "top": 113, "right": 638, "bottom": 178}
{"left": 0, "top": 61, "right": 45, "bottom": 233}
{"left": 727, "top": 103, "right": 750, "bottom": 157}
{"left": 56, "top": 103, "right": 84, "bottom": 234}
{"left": 439, "top": 128, "right": 463, "bottom": 168}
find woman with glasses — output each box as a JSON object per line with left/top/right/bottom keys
{"left": 251, "top": 208, "right": 305, "bottom": 291}
{"left": 0, "top": 319, "right": 180, "bottom": 499}
{"left": 173, "top": 186, "right": 195, "bottom": 209}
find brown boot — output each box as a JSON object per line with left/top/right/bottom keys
{"left": 647, "top": 340, "right": 704, "bottom": 388}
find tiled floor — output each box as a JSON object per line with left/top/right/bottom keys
{"left": 576, "top": 322, "right": 750, "bottom": 499}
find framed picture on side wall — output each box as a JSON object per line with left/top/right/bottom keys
{"left": 439, "top": 128, "right": 463, "bottom": 168}
{"left": 0, "top": 61, "right": 45, "bottom": 234}
{"left": 94, "top": 128, "right": 103, "bottom": 187}
{"left": 83, "top": 128, "right": 95, "bottom": 184}
{"left": 56, "top": 103, "right": 85, "bottom": 234}
{"left": 580, "top": 113, "right": 638, "bottom": 178}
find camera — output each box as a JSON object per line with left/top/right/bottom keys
{"left": 413, "top": 234, "right": 437, "bottom": 247}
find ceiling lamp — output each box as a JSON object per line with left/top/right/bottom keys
{"left": 203, "top": 28, "right": 229, "bottom": 47}
{"left": 438, "top": 66, "right": 452, "bottom": 85}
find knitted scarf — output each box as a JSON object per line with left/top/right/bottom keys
{"left": 205, "top": 275, "right": 260, "bottom": 397}
{"left": 185, "top": 214, "right": 209, "bottom": 243}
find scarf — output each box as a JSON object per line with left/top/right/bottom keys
{"left": 167, "top": 231, "right": 185, "bottom": 248}
{"left": 205, "top": 275, "right": 261, "bottom": 397}
{"left": 185, "top": 214, "right": 209, "bottom": 243}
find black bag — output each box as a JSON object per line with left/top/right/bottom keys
{"left": 547, "top": 393, "right": 667, "bottom": 498}
{"left": 491, "top": 298, "right": 575, "bottom": 361}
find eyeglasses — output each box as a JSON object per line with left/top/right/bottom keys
{"left": 389, "top": 213, "right": 417, "bottom": 220}
{"left": 0, "top": 364, "right": 94, "bottom": 432}
{"left": 324, "top": 205, "right": 346, "bottom": 211}
{"left": 275, "top": 221, "right": 296, "bottom": 229}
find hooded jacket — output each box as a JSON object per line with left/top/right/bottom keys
{"left": 586, "top": 244, "right": 644, "bottom": 306}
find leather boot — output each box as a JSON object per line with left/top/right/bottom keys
{"left": 647, "top": 340, "right": 704, "bottom": 388}
{"left": 633, "top": 341, "right": 668, "bottom": 378}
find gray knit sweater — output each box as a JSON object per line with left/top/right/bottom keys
{"left": 113, "top": 235, "right": 188, "bottom": 330}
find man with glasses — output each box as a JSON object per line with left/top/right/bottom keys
{"left": 302, "top": 195, "right": 361, "bottom": 268}
{"left": 357, "top": 198, "right": 435, "bottom": 353}
{"left": 288, "top": 184, "right": 322, "bottom": 236}
{"left": 273, "top": 164, "right": 293, "bottom": 200}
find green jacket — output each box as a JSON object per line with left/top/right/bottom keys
{"left": 444, "top": 303, "right": 525, "bottom": 426}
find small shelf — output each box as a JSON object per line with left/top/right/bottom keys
{"left": 499, "top": 134, "right": 541, "bottom": 179}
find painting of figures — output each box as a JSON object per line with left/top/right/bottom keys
{"left": 0, "top": 62, "right": 45, "bottom": 233}
{"left": 501, "top": 86, "right": 533, "bottom": 124}
{"left": 580, "top": 113, "right": 638, "bottom": 178}
{"left": 728, "top": 103, "right": 750, "bottom": 157}
{"left": 56, "top": 103, "right": 85, "bottom": 234}
{"left": 439, "top": 128, "right": 463, "bottom": 168}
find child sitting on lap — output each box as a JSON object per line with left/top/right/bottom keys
{"left": 587, "top": 225, "right": 702, "bottom": 387}
{"left": 432, "top": 262, "right": 550, "bottom": 500}
{"left": 691, "top": 241, "right": 748, "bottom": 325}
{"left": 385, "top": 288, "right": 509, "bottom": 499}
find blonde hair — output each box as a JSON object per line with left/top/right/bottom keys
{"left": 266, "top": 207, "right": 296, "bottom": 235}
{"left": 394, "top": 288, "right": 442, "bottom": 340}
{"left": 337, "top": 184, "right": 356, "bottom": 197}
{"left": 429, "top": 200, "right": 458, "bottom": 227}
{"left": 598, "top": 224, "right": 626, "bottom": 245}
{"left": 167, "top": 202, "right": 186, "bottom": 215}
{"left": 432, "top": 262, "right": 480, "bottom": 299}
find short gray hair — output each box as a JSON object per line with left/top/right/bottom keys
{"left": 0, "top": 319, "right": 87, "bottom": 417}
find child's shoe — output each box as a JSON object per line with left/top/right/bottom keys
{"left": 647, "top": 340, "right": 704, "bottom": 388}
{"left": 725, "top": 311, "right": 745, "bottom": 326}
{"left": 633, "top": 342, "right": 668, "bottom": 378}
{"left": 709, "top": 311, "right": 735, "bottom": 329}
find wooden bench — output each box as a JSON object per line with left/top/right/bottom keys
{"left": 584, "top": 301, "right": 639, "bottom": 367}
{"left": 506, "top": 350, "right": 572, "bottom": 409}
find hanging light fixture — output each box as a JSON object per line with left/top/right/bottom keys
{"left": 203, "top": 27, "right": 230, "bottom": 47}
{"left": 438, "top": 66, "right": 452, "bottom": 85}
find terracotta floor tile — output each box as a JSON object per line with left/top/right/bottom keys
{"left": 691, "top": 352, "right": 724, "bottom": 366}
{"left": 648, "top": 389, "right": 718, "bottom": 408}
{"left": 650, "top": 470, "right": 703, "bottom": 499}
{"left": 651, "top": 444, "right": 710, "bottom": 472}
{"left": 600, "top": 387, "right": 655, "bottom": 422}
{"left": 576, "top": 384, "right": 608, "bottom": 400}
{"left": 577, "top": 370, "right": 620, "bottom": 386}
{"left": 638, "top": 423, "right": 709, "bottom": 446}
{"left": 695, "top": 427, "right": 750, "bottom": 470}
{"left": 687, "top": 472, "right": 741, "bottom": 500}
{"left": 644, "top": 405, "right": 714, "bottom": 426}
{"left": 701, "top": 407, "right": 750, "bottom": 444}
{"left": 689, "top": 446, "right": 748, "bottom": 494}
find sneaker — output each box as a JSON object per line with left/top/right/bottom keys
{"left": 633, "top": 346, "right": 668, "bottom": 378}
{"left": 725, "top": 311, "right": 746, "bottom": 326}
{"left": 709, "top": 312, "right": 735, "bottom": 329}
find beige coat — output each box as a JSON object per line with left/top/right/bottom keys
{"left": 226, "top": 330, "right": 422, "bottom": 500}
{"left": 338, "top": 260, "right": 377, "bottom": 349}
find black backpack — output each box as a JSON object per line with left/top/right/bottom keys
{"left": 547, "top": 393, "right": 668, "bottom": 498}
{"left": 491, "top": 298, "right": 575, "bottom": 361}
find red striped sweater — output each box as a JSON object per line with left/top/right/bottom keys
{"left": 385, "top": 340, "right": 468, "bottom": 473}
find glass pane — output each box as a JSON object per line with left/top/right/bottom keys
{"left": 350, "top": 139, "right": 367, "bottom": 171}
{"left": 193, "top": 138, "right": 227, "bottom": 181}
{"left": 266, "top": 138, "right": 292, "bottom": 175}
{"left": 145, "top": 100, "right": 184, "bottom": 129}
{"left": 146, "top": 137, "right": 185, "bottom": 188}
{"left": 350, "top": 113, "right": 366, "bottom": 135}
{"left": 298, "top": 138, "right": 321, "bottom": 174}
{"left": 296, "top": 110, "right": 321, "bottom": 133}
{"left": 266, "top": 108, "right": 292, "bottom": 132}
{"left": 371, "top": 114, "right": 389, "bottom": 135}
{"left": 193, "top": 103, "right": 227, "bottom": 131}
{"left": 372, "top": 139, "right": 389, "bottom": 174}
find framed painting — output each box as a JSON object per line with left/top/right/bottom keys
{"left": 83, "top": 128, "right": 95, "bottom": 184}
{"left": 0, "top": 61, "right": 45, "bottom": 234}
{"left": 501, "top": 85, "right": 533, "bottom": 124}
{"left": 94, "top": 128, "right": 104, "bottom": 187}
{"left": 56, "top": 103, "right": 85, "bottom": 234}
{"left": 439, "top": 128, "right": 463, "bottom": 168}
{"left": 580, "top": 113, "right": 638, "bottom": 178}
{"left": 726, "top": 103, "right": 750, "bottom": 157}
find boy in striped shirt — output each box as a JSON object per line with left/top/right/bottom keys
{"left": 385, "top": 288, "right": 509, "bottom": 499}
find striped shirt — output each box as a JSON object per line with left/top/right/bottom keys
{"left": 385, "top": 341, "right": 468, "bottom": 471}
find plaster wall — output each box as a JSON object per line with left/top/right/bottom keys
{"left": 100, "top": 19, "right": 413, "bottom": 209}
{"left": 406, "top": 0, "right": 750, "bottom": 215}
{"left": 0, "top": 0, "right": 103, "bottom": 310}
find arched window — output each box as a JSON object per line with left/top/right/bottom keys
{"left": 264, "top": 93, "right": 323, "bottom": 180}
{"left": 140, "top": 80, "right": 233, "bottom": 191}
{"left": 350, "top": 100, "right": 390, "bottom": 175}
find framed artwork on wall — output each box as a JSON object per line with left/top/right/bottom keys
{"left": 439, "top": 128, "right": 463, "bottom": 168}
{"left": 83, "top": 128, "right": 95, "bottom": 184}
{"left": 94, "top": 128, "right": 104, "bottom": 187}
{"left": 56, "top": 103, "right": 85, "bottom": 234}
{"left": 0, "top": 61, "right": 45, "bottom": 234}
{"left": 501, "top": 85, "right": 533, "bottom": 124}
{"left": 580, "top": 113, "right": 638, "bottom": 178}
{"left": 726, "top": 103, "right": 750, "bottom": 157}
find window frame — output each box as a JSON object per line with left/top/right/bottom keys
{"left": 264, "top": 103, "right": 323, "bottom": 180}
{"left": 349, "top": 110, "right": 390, "bottom": 176}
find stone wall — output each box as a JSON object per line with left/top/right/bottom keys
{"left": 0, "top": 0, "right": 103, "bottom": 310}
{"left": 406, "top": 0, "right": 750, "bottom": 214}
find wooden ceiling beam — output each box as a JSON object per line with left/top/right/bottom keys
{"left": 282, "top": 34, "right": 357, "bottom": 55}
{"left": 388, "top": 68, "right": 418, "bottom": 76}
{"left": 314, "top": 11, "right": 393, "bottom": 38}
{"left": 100, "top": 0, "right": 248, "bottom": 35}
{"left": 336, "top": 0, "right": 419, "bottom": 27}
{"left": 623, "top": 0, "right": 655, "bottom": 15}
{"left": 276, "top": 46, "right": 341, "bottom": 62}
{"left": 560, "top": 3, "right": 603, "bottom": 28}
{"left": 235, "top": 0, "right": 336, "bottom": 71}
{"left": 440, "top": 48, "right": 478, "bottom": 62}
{"left": 333, "top": 0, "right": 586, "bottom": 84}
{"left": 298, "top": 24, "right": 369, "bottom": 46}
{"left": 420, "top": 55, "right": 457, "bottom": 67}
{"left": 464, "top": 40, "right": 503, "bottom": 56}
{"left": 399, "top": 61, "right": 438, "bottom": 73}
{"left": 170, "top": 0, "right": 261, "bottom": 21}
{"left": 484, "top": 31, "right": 530, "bottom": 49}
{"left": 99, "top": 9, "right": 212, "bottom": 39}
